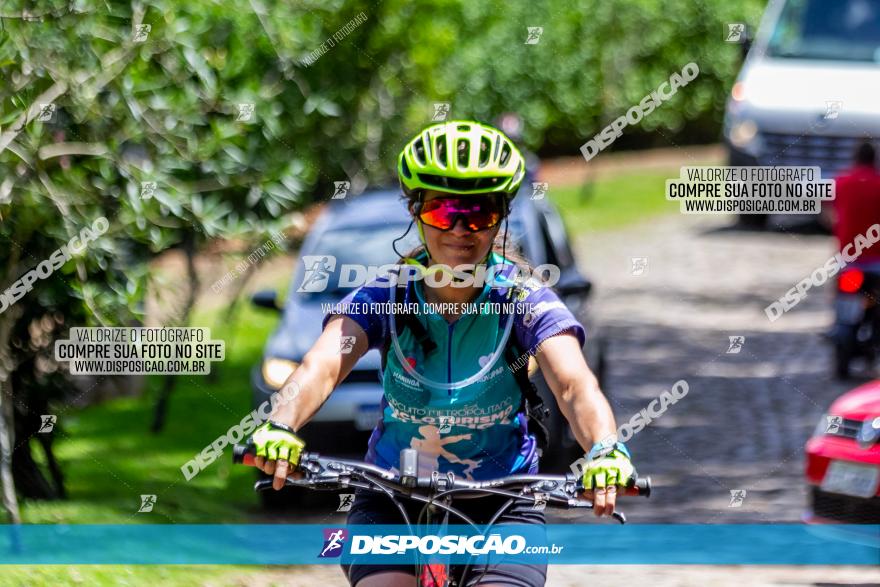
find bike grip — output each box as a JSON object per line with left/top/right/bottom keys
{"left": 623, "top": 476, "right": 651, "bottom": 497}
{"left": 233, "top": 443, "right": 256, "bottom": 466}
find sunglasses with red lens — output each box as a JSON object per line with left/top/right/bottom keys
{"left": 417, "top": 194, "right": 506, "bottom": 232}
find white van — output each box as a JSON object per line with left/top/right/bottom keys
{"left": 723, "top": 0, "right": 880, "bottom": 226}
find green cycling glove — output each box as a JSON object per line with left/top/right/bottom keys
{"left": 252, "top": 421, "right": 306, "bottom": 466}
{"left": 581, "top": 442, "right": 635, "bottom": 490}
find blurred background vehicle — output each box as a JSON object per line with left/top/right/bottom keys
{"left": 804, "top": 379, "right": 880, "bottom": 523}
{"left": 830, "top": 267, "right": 880, "bottom": 379}
{"left": 723, "top": 0, "right": 880, "bottom": 229}
{"left": 250, "top": 187, "right": 603, "bottom": 505}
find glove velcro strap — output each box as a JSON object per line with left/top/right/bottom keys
{"left": 267, "top": 420, "right": 297, "bottom": 435}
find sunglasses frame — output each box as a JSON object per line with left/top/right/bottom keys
{"left": 416, "top": 192, "right": 508, "bottom": 233}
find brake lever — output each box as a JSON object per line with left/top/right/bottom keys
{"left": 560, "top": 496, "right": 626, "bottom": 524}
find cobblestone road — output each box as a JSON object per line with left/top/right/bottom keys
{"left": 571, "top": 213, "right": 876, "bottom": 524}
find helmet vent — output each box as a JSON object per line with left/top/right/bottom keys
{"left": 457, "top": 139, "right": 469, "bottom": 167}
{"left": 499, "top": 142, "right": 511, "bottom": 167}
{"left": 436, "top": 134, "right": 447, "bottom": 167}
{"left": 479, "top": 137, "right": 491, "bottom": 167}
{"left": 457, "top": 124, "right": 470, "bottom": 131}
{"left": 401, "top": 158, "right": 412, "bottom": 179}
{"left": 417, "top": 174, "right": 506, "bottom": 191}
{"left": 413, "top": 139, "right": 426, "bottom": 165}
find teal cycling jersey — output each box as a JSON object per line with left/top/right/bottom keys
{"left": 322, "top": 251, "right": 586, "bottom": 480}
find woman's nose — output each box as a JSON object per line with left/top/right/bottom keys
{"left": 449, "top": 215, "right": 470, "bottom": 235}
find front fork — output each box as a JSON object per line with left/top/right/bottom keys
{"left": 420, "top": 499, "right": 454, "bottom": 587}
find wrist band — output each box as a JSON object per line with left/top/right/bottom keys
{"left": 267, "top": 420, "right": 297, "bottom": 435}
{"left": 587, "top": 440, "right": 629, "bottom": 461}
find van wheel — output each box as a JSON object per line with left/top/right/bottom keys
{"left": 738, "top": 214, "right": 768, "bottom": 229}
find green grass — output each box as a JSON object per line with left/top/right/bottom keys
{"left": 20, "top": 304, "right": 280, "bottom": 526}
{"left": 549, "top": 170, "right": 681, "bottom": 234}
{"left": 0, "top": 566, "right": 253, "bottom": 587}
{"left": 3, "top": 305, "right": 285, "bottom": 585}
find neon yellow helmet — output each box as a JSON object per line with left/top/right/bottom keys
{"left": 398, "top": 120, "right": 526, "bottom": 198}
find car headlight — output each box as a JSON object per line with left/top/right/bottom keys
{"left": 262, "top": 358, "right": 299, "bottom": 389}
{"left": 727, "top": 118, "right": 763, "bottom": 158}
{"left": 729, "top": 119, "right": 758, "bottom": 148}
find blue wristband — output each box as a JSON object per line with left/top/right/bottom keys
{"left": 587, "top": 440, "right": 630, "bottom": 460}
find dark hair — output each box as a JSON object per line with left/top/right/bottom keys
{"left": 855, "top": 141, "right": 876, "bottom": 166}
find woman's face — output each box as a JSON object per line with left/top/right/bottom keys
{"left": 411, "top": 190, "right": 501, "bottom": 268}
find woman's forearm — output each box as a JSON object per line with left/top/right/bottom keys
{"left": 266, "top": 352, "right": 340, "bottom": 433}
{"left": 264, "top": 316, "right": 368, "bottom": 434}
{"left": 556, "top": 372, "right": 618, "bottom": 455}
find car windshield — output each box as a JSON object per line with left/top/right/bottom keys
{"left": 766, "top": 0, "right": 880, "bottom": 61}
{"left": 298, "top": 219, "right": 527, "bottom": 299}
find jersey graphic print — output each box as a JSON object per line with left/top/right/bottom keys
{"left": 322, "top": 252, "right": 586, "bottom": 480}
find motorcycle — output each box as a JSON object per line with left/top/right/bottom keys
{"left": 831, "top": 267, "right": 880, "bottom": 379}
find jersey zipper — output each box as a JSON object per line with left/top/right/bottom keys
{"left": 446, "top": 322, "right": 455, "bottom": 396}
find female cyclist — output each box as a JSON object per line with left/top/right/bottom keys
{"left": 251, "top": 121, "right": 636, "bottom": 587}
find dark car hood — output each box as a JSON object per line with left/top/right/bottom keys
{"left": 263, "top": 294, "right": 381, "bottom": 369}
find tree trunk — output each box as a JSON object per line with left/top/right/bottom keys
{"left": 214, "top": 255, "right": 258, "bottom": 370}
{"left": 0, "top": 310, "right": 22, "bottom": 524}
{"left": 151, "top": 237, "right": 199, "bottom": 433}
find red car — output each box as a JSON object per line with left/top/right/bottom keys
{"left": 805, "top": 379, "right": 880, "bottom": 523}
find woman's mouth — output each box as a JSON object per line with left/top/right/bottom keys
{"left": 443, "top": 243, "right": 474, "bottom": 253}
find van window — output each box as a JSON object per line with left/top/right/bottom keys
{"left": 767, "top": 0, "right": 880, "bottom": 61}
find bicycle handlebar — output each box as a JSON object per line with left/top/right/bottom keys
{"left": 232, "top": 443, "right": 651, "bottom": 498}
